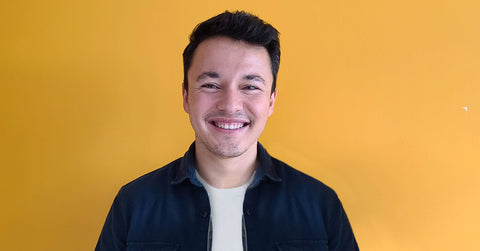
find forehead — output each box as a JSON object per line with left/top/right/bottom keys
{"left": 188, "top": 36, "right": 272, "bottom": 81}
{"left": 195, "top": 36, "right": 266, "bottom": 53}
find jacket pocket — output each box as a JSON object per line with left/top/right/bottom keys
{"left": 275, "top": 239, "right": 328, "bottom": 251}
{"left": 126, "top": 241, "right": 179, "bottom": 251}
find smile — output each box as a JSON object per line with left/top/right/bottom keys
{"left": 212, "top": 122, "right": 248, "bottom": 130}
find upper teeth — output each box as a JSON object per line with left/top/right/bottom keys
{"left": 215, "top": 122, "right": 244, "bottom": 130}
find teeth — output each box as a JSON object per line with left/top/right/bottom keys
{"left": 215, "top": 122, "right": 245, "bottom": 130}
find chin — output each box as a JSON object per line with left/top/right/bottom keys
{"left": 201, "top": 140, "right": 247, "bottom": 158}
{"left": 212, "top": 144, "right": 245, "bottom": 158}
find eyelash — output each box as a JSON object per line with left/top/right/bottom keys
{"left": 199, "top": 83, "right": 261, "bottom": 91}
{"left": 243, "top": 85, "right": 259, "bottom": 90}
{"left": 201, "top": 83, "right": 219, "bottom": 89}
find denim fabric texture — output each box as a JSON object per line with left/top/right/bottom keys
{"left": 96, "top": 142, "right": 359, "bottom": 251}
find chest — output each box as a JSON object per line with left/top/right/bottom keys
{"left": 126, "top": 184, "right": 328, "bottom": 250}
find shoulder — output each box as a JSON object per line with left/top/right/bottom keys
{"left": 271, "top": 157, "right": 339, "bottom": 201}
{"left": 263, "top": 156, "right": 349, "bottom": 225}
{"left": 115, "top": 158, "right": 182, "bottom": 200}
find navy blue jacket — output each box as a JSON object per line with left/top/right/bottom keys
{"left": 96, "top": 143, "right": 359, "bottom": 250}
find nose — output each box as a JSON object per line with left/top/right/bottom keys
{"left": 216, "top": 87, "right": 243, "bottom": 113}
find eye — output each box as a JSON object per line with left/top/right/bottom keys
{"left": 243, "top": 85, "right": 259, "bottom": 91}
{"left": 201, "top": 83, "right": 219, "bottom": 89}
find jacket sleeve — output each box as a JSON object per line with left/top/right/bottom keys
{"left": 95, "top": 190, "right": 129, "bottom": 251}
{"left": 327, "top": 194, "right": 360, "bottom": 251}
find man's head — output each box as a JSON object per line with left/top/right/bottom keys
{"left": 182, "top": 11, "right": 280, "bottom": 159}
{"left": 183, "top": 11, "right": 280, "bottom": 94}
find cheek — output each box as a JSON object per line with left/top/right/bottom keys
{"left": 197, "top": 96, "right": 213, "bottom": 106}
{"left": 189, "top": 95, "right": 215, "bottom": 114}
{"left": 248, "top": 99, "right": 273, "bottom": 117}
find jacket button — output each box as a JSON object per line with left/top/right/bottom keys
{"left": 202, "top": 211, "right": 208, "bottom": 218}
{"left": 246, "top": 209, "right": 253, "bottom": 216}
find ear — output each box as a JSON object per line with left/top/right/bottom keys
{"left": 182, "top": 83, "right": 189, "bottom": 114}
{"left": 267, "top": 88, "right": 277, "bottom": 117}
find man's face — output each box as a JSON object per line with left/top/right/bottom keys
{"left": 183, "top": 36, "right": 277, "bottom": 158}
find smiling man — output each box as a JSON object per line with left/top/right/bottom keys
{"left": 96, "top": 11, "right": 359, "bottom": 251}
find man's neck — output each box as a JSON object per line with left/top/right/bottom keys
{"left": 195, "top": 142, "right": 257, "bottom": 189}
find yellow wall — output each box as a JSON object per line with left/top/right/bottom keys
{"left": 1, "top": 0, "right": 479, "bottom": 250}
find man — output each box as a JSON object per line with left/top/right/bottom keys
{"left": 96, "top": 11, "right": 359, "bottom": 251}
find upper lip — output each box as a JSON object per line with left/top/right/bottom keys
{"left": 207, "top": 117, "right": 250, "bottom": 124}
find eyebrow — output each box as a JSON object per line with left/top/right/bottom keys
{"left": 244, "top": 74, "right": 265, "bottom": 85}
{"left": 196, "top": 72, "right": 266, "bottom": 85}
{"left": 196, "top": 72, "right": 219, "bottom": 81}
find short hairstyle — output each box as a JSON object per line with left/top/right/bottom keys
{"left": 183, "top": 10, "right": 280, "bottom": 94}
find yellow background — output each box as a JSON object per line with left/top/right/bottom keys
{"left": 1, "top": 0, "right": 479, "bottom": 250}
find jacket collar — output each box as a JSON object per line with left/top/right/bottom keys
{"left": 171, "top": 142, "right": 282, "bottom": 187}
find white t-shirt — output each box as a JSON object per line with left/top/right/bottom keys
{"left": 196, "top": 171, "right": 254, "bottom": 251}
